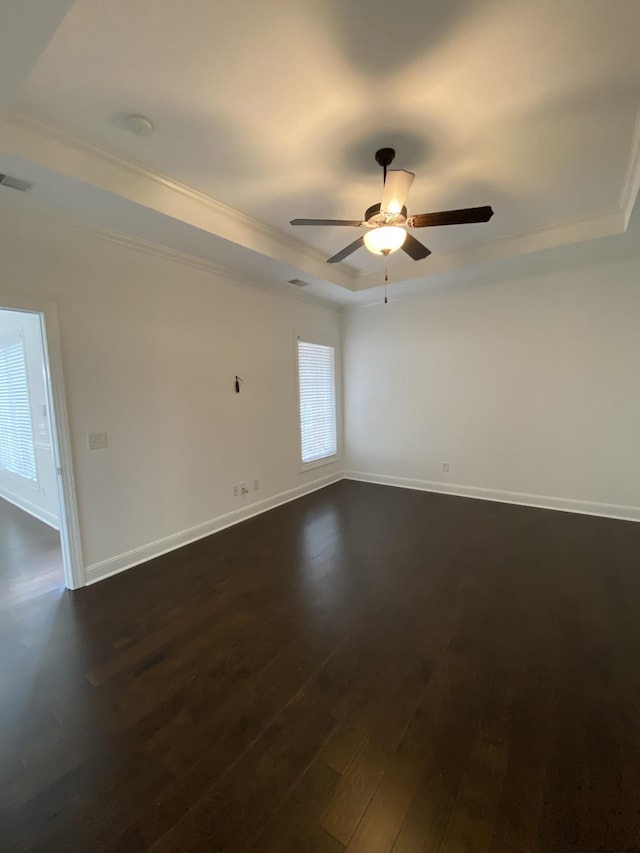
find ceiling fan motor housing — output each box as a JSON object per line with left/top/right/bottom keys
{"left": 374, "top": 148, "right": 396, "bottom": 169}
{"left": 364, "top": 202, "right": 407, "bottom": 228}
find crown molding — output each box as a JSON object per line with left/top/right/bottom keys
{"left": 355, "top": 207, "right": 625, "bottom": 287}
{"left": 620, "top": 106, "right": 640, "bottom": 228}
{"left": 344, "top": 233, "right": 640, "bottom": 311}
{"left": 356, "top": 106, "right": 640, "bottom": 284}
{"left": 4, "top": 107, "right": 639, "bottom": 296}
{"left": 3, "top": 111, "right": 356, "bottom": 292}
{"left": 7, "top": 112, "right": 325, "bottom": 263}
{"left": 0, "top": 204, "right": 342, "bottom": 311}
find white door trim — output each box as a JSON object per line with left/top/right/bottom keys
{"left": 0, "top": 295, "right": 84, "bottom": 588}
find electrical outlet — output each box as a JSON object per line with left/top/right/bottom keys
{"left": 232, "top": 485, "right": 240, "bottom": 497}
{"left": 441, "top": 461, "right": 450, "bottom": 473}
{"left": 88, "top": 432, "right": 107, "bottom": 450}
{"left": 253, "top": 478, "right": 260, "bottom": 491}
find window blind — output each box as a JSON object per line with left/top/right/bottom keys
{"left": 0, "top": 331, "right": 37, "bottom": 480}
{"left": 298, "top": 340, "right": 337, "bottom": 464}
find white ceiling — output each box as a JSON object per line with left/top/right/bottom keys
{"left": 1, "top": 0, "right": 639, "bottom": 301}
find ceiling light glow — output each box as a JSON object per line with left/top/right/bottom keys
{"left": 363, "top": 225, "right": 407, "bottom": 255}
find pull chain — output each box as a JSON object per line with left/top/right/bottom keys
{"left": 384, "top": 260, "right": 389, "bottom": 304}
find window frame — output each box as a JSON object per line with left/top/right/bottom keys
{"left": 295, "top": 333, "right": 339, "bottom": 473}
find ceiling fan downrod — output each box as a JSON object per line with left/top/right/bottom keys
{"left": 375, "top": 147, "right": 396, "bottom": 185}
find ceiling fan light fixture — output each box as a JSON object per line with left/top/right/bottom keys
{"left": 290, "top": 148, "right": 491, "bottom": 265}
{"left": 363, "top": 225, "right": 407, "bottom": 255}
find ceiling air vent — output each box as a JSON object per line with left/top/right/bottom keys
{"left": 288, "top": 278, "right": 310, "bottom": 288}
{"left": 0, "top": 174, "right": 32, "bottom": 192}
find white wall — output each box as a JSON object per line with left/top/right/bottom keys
{"left": 343, "top": 255, "right": 640, "bottom": 520}
{"left": 0, "top": 213, "right": 342, "bottom": 582}
{"left": 0, "top": 308, "right": 59, "bottom": 527}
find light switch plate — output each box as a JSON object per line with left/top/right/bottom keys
{"left": 88, "top": 432, "right": 107, "bottom": 450}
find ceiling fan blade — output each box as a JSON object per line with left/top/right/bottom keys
{"left": 381, "top": 170, "right": 415, "bottom": 215}
{"left": 402, "top": 233, "right": 431, "bottom": 261}
{"left": 327, "top": 236, "right": 365, "bottom": 264}
{"left": 290, "top": 218, "right": 362, "bottom": 226}
{"left": 408, "top": 206, "right": 494, "bottom": 228}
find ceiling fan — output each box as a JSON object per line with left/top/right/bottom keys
{"left": 290, "top": 148, "right": 494, "bottom": 264}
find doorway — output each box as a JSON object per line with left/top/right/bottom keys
{"left": 0, "top": 299, "right": 82, "bottom": 594}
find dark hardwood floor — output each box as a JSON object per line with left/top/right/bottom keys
{"left": 2, "top": 480, "right": 640, "bottom": 852}
{"left": 0, "top": 497, "right": 64, "bottom": 611}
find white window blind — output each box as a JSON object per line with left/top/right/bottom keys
{"left": 0, "top": 331, "right": 37, "bottom": 480}
{"left": 298, "top": 339, "right": 337, "bottom": 464}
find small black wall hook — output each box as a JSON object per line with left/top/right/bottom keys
{"left": 235, "top": 375, "right": 244, "bottom": 393}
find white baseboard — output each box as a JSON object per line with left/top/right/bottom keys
{"left": 0, "top": 488, "right": 60, "bottom": 529}
{"left": 344, "top": 471, "right": 640, "bottom": 523}
{"left": 84, "top": 472, "right": 344, "bottom": 586}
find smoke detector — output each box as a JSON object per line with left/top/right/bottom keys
{"left": 123, "top": 114, "right": 154, "bottom": 136}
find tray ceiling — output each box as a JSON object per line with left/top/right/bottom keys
{"left": 1, "top": 0, "right": 639, "bottom": 301}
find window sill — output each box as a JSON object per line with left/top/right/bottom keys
{"left": 299, "top": 454, "right": 339, "bottom": 474}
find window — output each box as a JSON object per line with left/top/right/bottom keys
{"left": 0, "top": 331, "right": 37, "bottom": 480}
{"left": 297, "top": 339, "right": 337, "bottom": 465}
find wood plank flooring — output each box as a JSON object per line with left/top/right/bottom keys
{"left": 0, "top": 497, "right": 63, "bottom": 611}
{"left": 1, "top": 480, "right": 640, "bottom": 852}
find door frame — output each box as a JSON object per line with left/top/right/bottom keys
{"left": 0, "top": 294, "right": 84, "bottom": 589}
